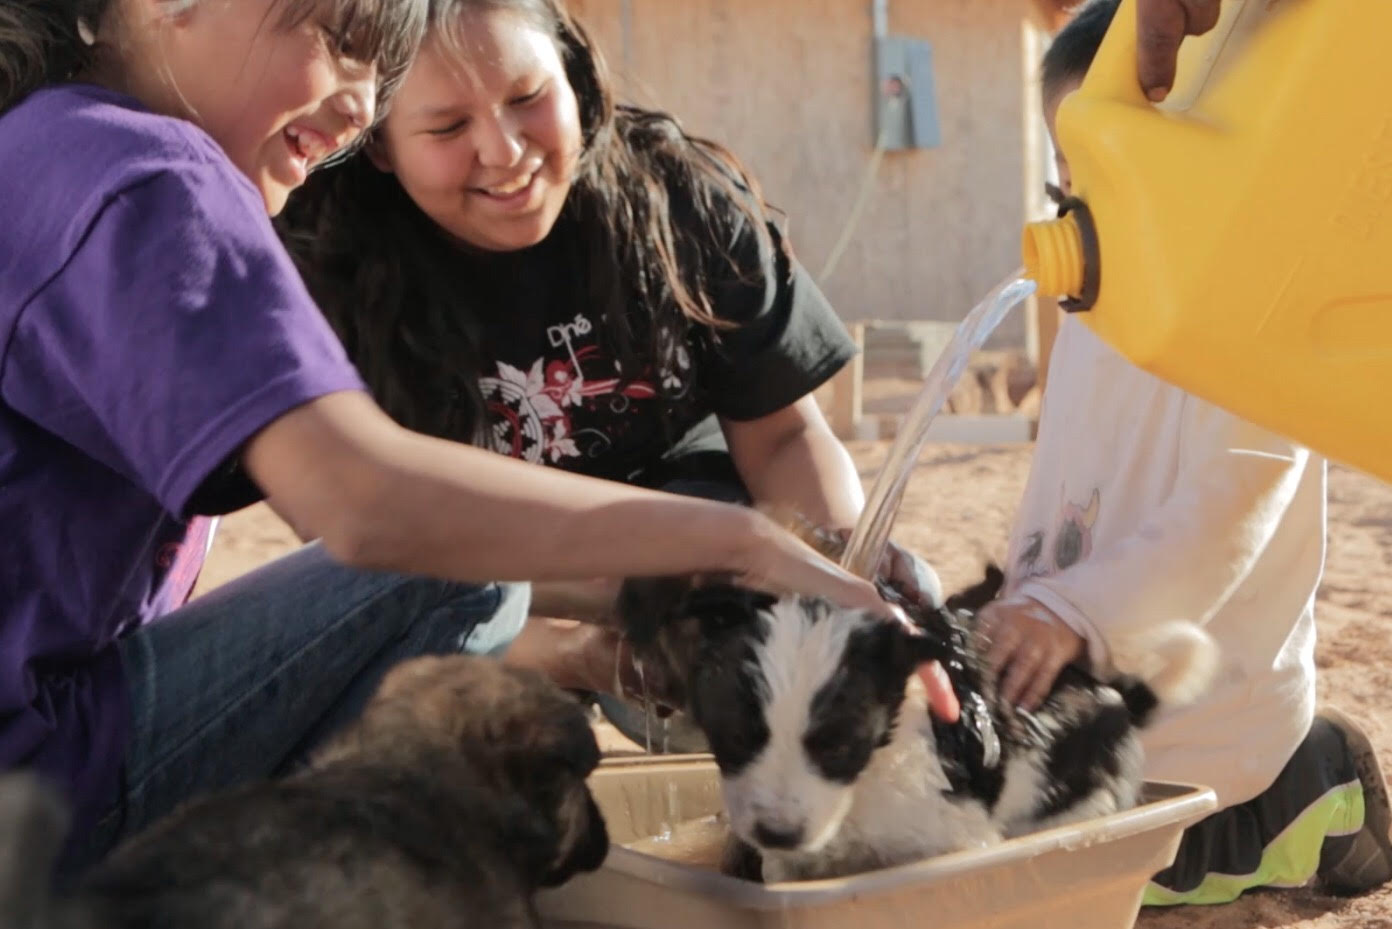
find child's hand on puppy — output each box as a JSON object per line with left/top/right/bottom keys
{"left": 979, "top": 599, "right": 1085, "bottom": 710}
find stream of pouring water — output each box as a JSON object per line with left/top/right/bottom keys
{"left": 841, "top": 271, "right": 1038, "bottom": 578}
{"left": 636, "top": 658, "right": 652, "bottom": 754}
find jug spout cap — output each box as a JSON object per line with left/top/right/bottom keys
{"left": 1022, "top": 199, "right": 1100, "bottom": 311}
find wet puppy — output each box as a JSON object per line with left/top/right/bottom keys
{"left": 12, "top": 656, "right": 609, "bottom": 929}
{"left": 621, "top": 565, "right": 1216, "bottom": 883}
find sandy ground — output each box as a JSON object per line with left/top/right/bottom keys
{"left": 197, "top": 440, "right": 1392, "bottom": 928}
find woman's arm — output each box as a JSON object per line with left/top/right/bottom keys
{"left": 722, "top": 395, "right": 865, "bottom": 529}
{"left": 243, "top": 390, "right": 890, "bottom": 610}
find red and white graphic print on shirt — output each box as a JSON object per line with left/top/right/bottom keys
{"left": 480, "top": 311, "right": 690, "bottom": 466}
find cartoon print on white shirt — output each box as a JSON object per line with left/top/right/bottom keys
{"left": 1016, "top": 487, "right": 1102, "bottom": 580}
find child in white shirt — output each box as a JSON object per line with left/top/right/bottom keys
{"left": 983, "top": 0, "right": 1392, "bottom": 904}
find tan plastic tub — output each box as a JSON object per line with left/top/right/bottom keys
{"left": 538, "top": 754, "right": 1217, "bottom": 929}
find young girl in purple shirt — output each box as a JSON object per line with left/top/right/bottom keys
{"left": 0, "top": 0, "right": 914, "bottom": 875}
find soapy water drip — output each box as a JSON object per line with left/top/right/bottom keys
{"left": 636, "top": 657, "right": 652, "bottom": 755}
{"left": 660, "top": 780, "right": 681, "bottom": 842}
{"left": 630, "top": 657, "right": 683, "bottom": 837}
{"left": 657, "top": 720, "right": 677, "bottom": 837}
{"left": 841, "top": 271, "right": 1038, "bottom": 579}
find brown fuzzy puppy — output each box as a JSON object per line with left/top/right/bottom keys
{"left": 16, "top": 656, "right": 609, "bottom": 929}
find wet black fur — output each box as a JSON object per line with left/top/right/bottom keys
{"left": 899, "top": 566, "right": 1159, "bottom": 818}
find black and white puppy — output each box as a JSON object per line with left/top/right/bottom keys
{"left": 621, "top": 567, "right": 1217, "bottom": 883}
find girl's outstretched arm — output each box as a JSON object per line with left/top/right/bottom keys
{"left": 244, "top": 390, "right": 893, "bottom": 613}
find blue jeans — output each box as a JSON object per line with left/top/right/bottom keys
{"left": 63, "top": 543, "right": 529, "bottom": 876}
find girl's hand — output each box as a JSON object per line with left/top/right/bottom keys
{"left": 828, "top": 529, "right": 944, "bottom": 610}
{"left": 883, "top": 540, "right": 945, "bottom": 609}
{"left": 979, "top": 598, "right": 1084, "bottom": 710}
{"left": 822, "top": 528, "right": 957, "bottom": 722}
{"left": 504, "top": 619, "right": 685, "bottom": 712}
{"left": 730, "top": 511, "right": 904, "bottom": 618}
{"left": 824, "top": 529, "right": 946, "bottom": 610}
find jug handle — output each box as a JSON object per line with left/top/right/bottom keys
{"left": 1080, "top": 0, "right": 1154, "bottom": 108}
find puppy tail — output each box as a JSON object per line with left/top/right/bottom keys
{"left": 1109, "top": 675, "right": 1161, "bottom": 727}
{"left": 944, "top": 564, "right": 1006, "bottom": 614}
{"left": 1107, "top": 621, "right": 1220, "bottom": 714}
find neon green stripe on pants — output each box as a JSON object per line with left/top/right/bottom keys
{"left": 1142, "top": 781, "right": 1364, "bottom": 907}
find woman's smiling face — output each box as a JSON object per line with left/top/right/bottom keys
{"left": 370, "top": 7, "right": 582, "bottom": 251}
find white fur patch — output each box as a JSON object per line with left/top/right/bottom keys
{"left": 722, "top": 600, "right": 862, "bottom": 853}
{"left": 759, "top": 683, "right": 999, "bottom": 882}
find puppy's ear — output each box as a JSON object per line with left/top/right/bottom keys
{"left": 684, "top": 584, "right": 775, "bottom": 639}
{"left": 364, "top": 134, "right": 394, "bottom": 173}
{"left": 754, "top": 504, "right": 845, "bottom": 560}
{"left": 540, "top": 791, "right": 609, "bottom": 887}
{"left": 512, "top": 698, "right": 602, "bottom": 780}
{"left": 852, "top": 617, "right": 951, "bottom": 684}
{"left": 497, "top": 702, "right": 608, "bottom": 888}
{"left": 617, "top": 576, "right": 697, "bottom": 646}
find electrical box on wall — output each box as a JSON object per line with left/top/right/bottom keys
{"left": 873, "top": 36, "right": 941, "bottom": 150}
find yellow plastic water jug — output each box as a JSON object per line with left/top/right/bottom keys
{"left": 1023, "top": 0, "right": 1392, "bottom": 482}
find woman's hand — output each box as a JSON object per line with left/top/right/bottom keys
{"left": 823, "top": 529, "right": 958, "bottom": 722}
{"left": 831, "top": 531, "right": 943, "bottom": 609}
{"left": 880, "top": 542, "right": 958, "bottom": 722}
{"left": 730, "top": 510, "right": 906, "bottom": 618}
{"left": 824, "top": 529, "right": 944, "bottom": 610}
{"left": 978, "top": 598, "right": 1085, "bottom": 710}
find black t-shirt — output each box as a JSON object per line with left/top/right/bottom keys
{"left": 460, "top": 184, "right": 856, "bottom": 486}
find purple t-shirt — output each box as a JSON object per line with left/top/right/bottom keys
{"left": 0, "top": 84, "right": 365, "bottom": 835}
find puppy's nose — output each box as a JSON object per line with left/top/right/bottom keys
{"left": 753, "top": 821, "right": 805, "bottom": 850}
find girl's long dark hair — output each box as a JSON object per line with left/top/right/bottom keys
{"left": 0, "top": 0, "right": 424, "bottom": 118}
{"left": 279, "top": 0, "right": 788, "bottom": 444}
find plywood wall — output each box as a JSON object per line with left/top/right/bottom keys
{"left": 569, "top": 0, "right": 1049, "bottom": 344}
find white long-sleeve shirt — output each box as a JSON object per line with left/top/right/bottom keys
{"left": 1005, "top": 316, "right": 1325, "bottom": 808}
